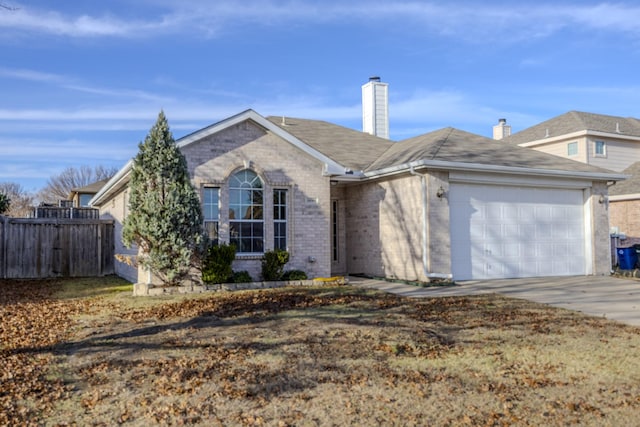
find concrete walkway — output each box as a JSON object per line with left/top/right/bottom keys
{"left": 350, "top": 275, "right": 640, "bottom": 327}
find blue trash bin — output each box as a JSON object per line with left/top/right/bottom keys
{"left": 617, "top": 247, "right": 638, "bottom": 270}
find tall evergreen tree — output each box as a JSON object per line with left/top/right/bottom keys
{"left": 123, "top": 111, "right": 203, "bottom": 284}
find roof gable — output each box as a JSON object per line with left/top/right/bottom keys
{"left": 178, "top": 109, "right": 346, "bottom": 175}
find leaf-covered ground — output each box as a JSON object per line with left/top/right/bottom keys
{"left": 1, "top": 277, "right": 640, "bottom": 426}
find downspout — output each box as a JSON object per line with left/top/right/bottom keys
{"left": 409, "top": 167, "right": 452, "bottom": 280}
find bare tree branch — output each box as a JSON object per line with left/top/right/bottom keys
{"left": 0, "top": 182, "right": 35, "bottom": 217}
{"left": 38, "top": 165, "right": 118, "bottom": 204}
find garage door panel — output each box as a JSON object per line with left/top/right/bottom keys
{"left": 450, "top": 183, "right": 587, "bottom": 280}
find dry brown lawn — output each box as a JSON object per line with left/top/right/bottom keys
{"left": 1, "top": 276, "right": 640, "bottom": 426}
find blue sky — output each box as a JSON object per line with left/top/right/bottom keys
{"left": 2, "top": 1, "right": 640, "bottom": 191}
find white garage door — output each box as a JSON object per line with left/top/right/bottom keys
{"left": 450, "top": 183, "right": 587, "bottom": 280}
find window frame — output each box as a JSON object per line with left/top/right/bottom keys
{"left": 229, "top": 170, "right": 264, "bottom": 254}
{"left": 594, "top": 140, "right": 607, "bottom": 157}
{"left": 567, "top": 141, "right": 578, "bottom": 156}
{"left": 332, "top": 200, "right": 339, "bottom": 262}
{"left": 273, "top": 189, "right": 288, "bottom": 251}
{"left": 203, "top": 187, "right": 220, "bottom": 245}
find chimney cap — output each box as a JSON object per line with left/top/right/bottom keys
{"left": 369, "top": 76, "right": 381, "bottom": 82}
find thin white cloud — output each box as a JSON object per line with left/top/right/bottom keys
{"left": 0, "top": 137, "right": 135, "bottom": 159}
{"left": 0, "top": 6, "right": 163, "bottom": 37}
{"left": 1, "top": 2, "right": 640, "bottom": 41}
{"left": 0, "top": 66, "right": 170, "bottom": 104}
{"left": 0, "top": 66, "right": 69, "bottom": 83}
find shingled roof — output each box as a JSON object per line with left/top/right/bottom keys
{"left": 367, "top": 127, "right": 616, "bottom": 174}
{"left": 266, "top": 117, "right": 621, "bottom": 176}
{"left": 266, "top": 116, "right": 394, "bottom": 171}
{"left": 609, "top": 161, "right": 640, "bottom": 196}
{"left": 504, "top": 111, "right": 640, "bottom": 145}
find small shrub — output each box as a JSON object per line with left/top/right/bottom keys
{"left": 261, "top": 249, "right": 290, "bottom": 281}
{"left": 202, "top": 243, "right": 236, "bottom": 284}
{"left": 232, "top": 270, "right": 253, "bottom": 283}
{"left": 282, "top": 270, "right": 307, "bottom": 280}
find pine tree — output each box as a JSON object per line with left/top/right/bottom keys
{"left": 122, "top": 111, "right": 203, "bottom": 285}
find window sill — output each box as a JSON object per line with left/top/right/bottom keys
{"left": 235, "top": 253, "right": 264, "bottom": 260}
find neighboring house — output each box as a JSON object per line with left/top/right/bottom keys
{"left": 91, "top": 107, "right": 624, "bottom": 284}
{"left": 501, "top": 111, "right": 640, "bottom": 256}
{"left": 69, "top": 179, "right": 109, "bottom": 207}
{"left": 31, "top": 179, "right": 107, "bottom": 219}
{"left": 500, "top": 111, "right": 640, "bottom": 172}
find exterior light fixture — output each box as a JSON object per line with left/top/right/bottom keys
{"left": 436, "top": 186, "right": 445, "bottom": 198}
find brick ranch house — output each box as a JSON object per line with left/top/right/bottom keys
{"left": 91, "top": 84, "right": 625, "bottom": 284}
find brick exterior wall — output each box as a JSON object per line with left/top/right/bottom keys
{"left": 610, "top": 199, "right": 640, "bottom": 239}
{"left": 343, "top": 171, "right": 451, "bottom": 282}
{"left": 183, "top": 121, "right": 332, "bottom": 281}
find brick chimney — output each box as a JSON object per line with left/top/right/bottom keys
{"left": 362, "top": 76, "right": 389, "bottom": 139}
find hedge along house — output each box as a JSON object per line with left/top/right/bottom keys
{"left": 91, "top": 82, "right": 625, "bottom": 284}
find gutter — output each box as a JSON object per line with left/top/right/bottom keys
{"left": 366, "top": 159, "right": 628, "bottom": 182}
{"left": 409, "top": 166, "right": 452, "bottom": 281}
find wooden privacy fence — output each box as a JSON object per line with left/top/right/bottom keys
{"left": 0, "top": 216, "right": 115, "bottom": 279}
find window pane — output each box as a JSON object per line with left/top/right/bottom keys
{"left": 229, "top": 170, "right": 264, "bottom": 253}
{"left": 230, "top": 221, "right": 264, "bottom": 253}
{"left": 229, "top": 188, "right": 241, "bottom": 205}
{"left": 273, "top": 189, "right": 287, "bottom": 250}
{"left": 203, "top": 188, "right": 219, "bottom": 221}
{"left": 204, "top": 221, "right": 219, "bottom": 244}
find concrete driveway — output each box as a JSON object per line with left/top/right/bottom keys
{"left": 350, "top": 275, "right": 640, "bottom": 327}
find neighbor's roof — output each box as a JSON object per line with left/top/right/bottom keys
{"left": 367, "top": 127, "right": 618, "bottom": 176}
{"left": 504, "top": 111, "right": 640, "bottom": 145}
{"left": 70, "top": 178, "right": 109, "bottom": 195}
{"left": 609, "top": 161, "right": 640, "bottom": 196}
{"left": 266, "top": 116, "right": 394, "bottom": 171}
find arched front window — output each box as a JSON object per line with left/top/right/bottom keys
{"left": 229, "top": 170, "right": 264, "bottom": 253}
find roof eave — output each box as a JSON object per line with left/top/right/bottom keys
{"left": 89, "top": 160, "right": 133, "bottom": 207}
{"left": 364, "top": 159, "right": 628, "bottom": 182}
{"left": 518, "top": 129, "right": 640, "bottom": 147}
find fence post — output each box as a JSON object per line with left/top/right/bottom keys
{"left": 1, "top": 215, "right": 7, "bottom": 279}
{"left": 97, "top": 222, "right": 103, "bottom": 276}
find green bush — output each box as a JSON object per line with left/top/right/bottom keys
{"left": 202, "top": 243, "right": 236, "bottom": 284}
{"left": 232, "top": 270, "right": 253, "bottom": 283}
{"left": 261, "top": 249, "right": 290, "bottom": 281}
{"left": 282, "top": 270, "right": 307, "bottom": 280}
